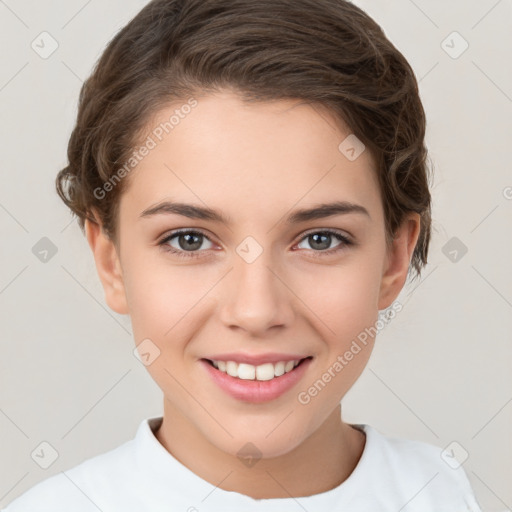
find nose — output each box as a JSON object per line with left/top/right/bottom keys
{"left": 218, "top": 250, "right": 295, "bottom": 336}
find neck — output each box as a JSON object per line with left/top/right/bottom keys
{"left": 154, "top": 399, "right": 366, "bottom": 499}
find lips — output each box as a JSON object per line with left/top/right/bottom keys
{"left": 200, "top": 356, "right": 313, "bottom": 403}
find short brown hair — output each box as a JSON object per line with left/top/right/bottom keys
{"left": 56, "top": 0, "right": 432, "bottom": 282}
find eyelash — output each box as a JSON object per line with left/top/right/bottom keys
{"left": 157, "top": 228, "right": 354, "bottom": 260}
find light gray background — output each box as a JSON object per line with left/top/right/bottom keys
{"left": 0, "top": 1, "right": 511, "bottom": 510}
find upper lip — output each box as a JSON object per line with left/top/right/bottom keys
{"left": 203, "top": 353, "right": 312, "bottom": 366}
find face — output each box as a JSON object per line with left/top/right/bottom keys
{"left": 87, "top": 90, "right": 419, "bottom": 459}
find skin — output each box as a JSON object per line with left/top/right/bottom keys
{"left": 85, "top": 90, "right": 420, "bottom": 499}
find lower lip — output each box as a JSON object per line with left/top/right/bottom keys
{"left": 200, "top": 358, "right": 312, "bottom": 403}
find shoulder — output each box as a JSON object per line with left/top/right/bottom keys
{"left": 2, "top": 437, "right": 136, "bottom": 512}
{"left": 365, "top": 424, "right": 459, "bottom": 477}
{"left": 355, "top": 424, "right": 482, "bottom": 511}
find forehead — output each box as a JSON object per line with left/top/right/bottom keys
{"left": 120, "top": 91, "right": 382, "bottom": 225}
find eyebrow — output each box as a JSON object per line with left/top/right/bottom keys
{"left": 139, "top": 200, "right": 371, "bottom": 224}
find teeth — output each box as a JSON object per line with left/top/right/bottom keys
{"left": 238, "top": 363, "right": 256, "bottom": 380}
{"left": 226, "top": 361, "right": 238, "bottom": 377}
{"left": 256, "top": 363, "right": 275, "bottom": 381}
{"left": 284, "top": 360, "right": 295, "bottom": 372}
{"left": 274, "top": 361, "right": 285, "bottom": 377}
{"left": 210, "top": 359, "right": 303, "bottom": 381}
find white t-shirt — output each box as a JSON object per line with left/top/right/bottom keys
{"left": 2, "top": 416, "right": 482, "bottom": 512}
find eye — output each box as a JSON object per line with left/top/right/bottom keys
{"left": 295, "top": 229, "right": 353, "bottom": 255}
{"left": 158, "top": 229, "right": 215, "bottom": 258}
{"left": 158, "top": 228, "right": 354, "bottom": 260}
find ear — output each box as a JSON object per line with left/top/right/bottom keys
{"left": 377, "top": 212, "right": 421, "bottom": 310}
{"left": 84, "top": 212, "right": 129, "bottom": 315}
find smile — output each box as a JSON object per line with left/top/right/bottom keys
{"left": 206, "top": 358, "right": 308, "bottom": 381}
{"left": 201, "top": 357, "right": 313, "bottom": 403}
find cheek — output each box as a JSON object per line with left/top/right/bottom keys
{"left": 126, "top": 270, "right": 194, "bottom": 341}
{"left": 297, "top": 257, "right": 383, "bottom": 342}
{"left": 125, "top": 265, "right": 205, "bottom": 394}
{"left": 291, "top": 255, "right": 383, "bottom": 404}
{"left": 123, "top": 250, "right": 217, "bottom": 352}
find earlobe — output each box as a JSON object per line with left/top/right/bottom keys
{"left": 377, "top": 213, "right": 421, "bottom": 310}
{"left": 84, "top": 214, "right": 129, "bottom": 315}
